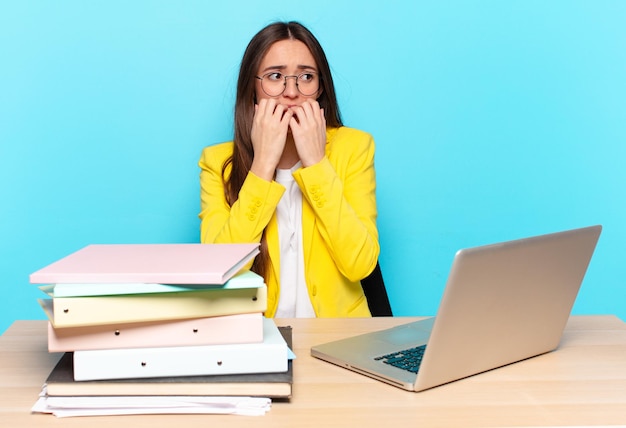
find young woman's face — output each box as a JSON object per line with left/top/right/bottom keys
{"left": 255, "top": 39, "right": 321, "bottom": 106}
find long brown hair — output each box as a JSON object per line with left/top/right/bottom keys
{"left": 223, "top": 21, "right": 343, "bottom": 279}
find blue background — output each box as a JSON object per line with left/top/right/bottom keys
{"left": 1, "top": 1, "right": 624, "bottom": 333}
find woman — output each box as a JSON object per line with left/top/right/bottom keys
{"left": 198, "top": 21, "right": 379, "bottom": 317}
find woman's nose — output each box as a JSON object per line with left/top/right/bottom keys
{"left": 282, "top": 75, "right": 299, "bottom": 97}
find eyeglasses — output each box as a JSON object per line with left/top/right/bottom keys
{"left": 255, "top": 71, "right": 320, "bottom": 97}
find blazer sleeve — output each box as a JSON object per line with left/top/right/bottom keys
{"left": 293, "top": 127, "right": 380, "bottom": 281}
{"left": 198, "top": 143, "right": 285, "bottom": 245}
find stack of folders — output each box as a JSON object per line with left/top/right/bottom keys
{"left": 29, "top": 243, "right": 293, "bottom": 416}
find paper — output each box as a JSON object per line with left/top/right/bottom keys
{"left": 32, "top": 390, "right": 271, "bottom": 417}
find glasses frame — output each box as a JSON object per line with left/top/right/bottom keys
{"left": 255, "top": 71, "right": 320, "bottom": 97}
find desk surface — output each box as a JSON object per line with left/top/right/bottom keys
{"left": 2, "top": 316, "right": 626, "bottom": 427}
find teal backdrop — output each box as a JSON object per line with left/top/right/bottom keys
{"left": 1, "top": 1, "right": 624, "bottom": 333}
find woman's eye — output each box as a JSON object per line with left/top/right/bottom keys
{"left": 267, "top": 72, "right": 283, "bottom": 81}
{"left": 299, "top": 73, "right": 314, "bottom": 82}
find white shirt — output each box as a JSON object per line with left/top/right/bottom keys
{"left": 274, "top": 163, "right": 316, "bottom": 318}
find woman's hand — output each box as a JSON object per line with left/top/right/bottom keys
{"left": 250, "top": 98, "right": 293, "bottom": 181}
{"left": 289, "top": 100, "right": 326, "bottom": 167}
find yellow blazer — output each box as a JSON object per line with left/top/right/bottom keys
{"left": 198, "top": 127, "right": 379, "bottom": 317}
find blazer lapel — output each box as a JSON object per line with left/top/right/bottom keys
{"left": 300, "top": 197, "right": 315, "bottom": 269}
{"left": 266, "top": 214, "right": 281, "bottom": 282}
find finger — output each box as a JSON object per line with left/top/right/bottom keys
{"left": 293, "top": 102, "right": 321, "bottom": 127}
{"left": 254, "top": 98, "right": 270, "bottom": 120}
{"left": 282, "top": 112, "right": 294, "bottom": 130}
{"left": 302, "top": 99, "right": 320, "bottom": 115}
{"left": 263, "top": 98, "right": 277, "bottom": 116}
{"left": 291, "top": 102, "right": 314, "bottom": 122}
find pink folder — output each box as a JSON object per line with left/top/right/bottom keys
{"left": 30, "top": 243, "right": 259, "bottom": 285}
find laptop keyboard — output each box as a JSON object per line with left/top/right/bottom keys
{"left": 374, "top": 344, "right": 427, "bottom": 374}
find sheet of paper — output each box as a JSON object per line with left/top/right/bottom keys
{"left": 32, "top": 393, "right": 271, "bottom": 417}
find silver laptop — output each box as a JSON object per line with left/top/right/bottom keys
{"left": 311, "top": 225, "right": 602, "bottom": 392}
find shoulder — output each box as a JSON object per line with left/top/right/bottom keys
{"left": 327, "top": 126, "right": 374, "bottom": 144}
{"left": 201, "top": 141, "right": 234, "bottom": 158}
{"left": 326, "top": 127, "right": 375, "bottom": 156}
{"left": 199, "top": 141, "right": 234, "bottom": 170}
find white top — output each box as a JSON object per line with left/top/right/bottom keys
{"left": 274, "top": 163, "right": 316, "bottom": 318}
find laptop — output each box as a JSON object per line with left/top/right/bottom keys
{"left": 311, "top": 225, "right": 602, "bottom": 392}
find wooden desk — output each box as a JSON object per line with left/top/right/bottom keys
{"left": 2, "top": 316, "right": 626, "bottom": 427}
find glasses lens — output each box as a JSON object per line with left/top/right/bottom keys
{"left": 261, "top": 76, "right": 285, "bottom": 97}
{"left": 296, "top": 73, "right": 319, "bottom": 96}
